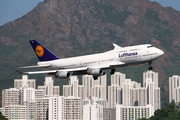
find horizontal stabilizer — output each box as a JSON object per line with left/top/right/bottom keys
{"left": 15, "top": 69, "right": 25, "bottom": 74}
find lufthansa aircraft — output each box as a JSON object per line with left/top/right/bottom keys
{"left": 18, "top": 40, "right": 164, "bottom": 80}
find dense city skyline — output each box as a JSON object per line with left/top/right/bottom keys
{"left": 0, "top": 70, "right": 168, "bottom": 120}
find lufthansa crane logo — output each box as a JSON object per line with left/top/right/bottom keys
{"left": 35, "top": 45, "right": 44, "bottom": 57}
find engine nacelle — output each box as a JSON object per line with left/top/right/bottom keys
{"left": 55, "top": 71, "right": 70, "bottom": 79}
{"left": 88, "top": 68, "right": 103, "bottom": 76}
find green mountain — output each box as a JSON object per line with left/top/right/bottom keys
{"left": 1, "top": 0, "right": 180, "bottom": 107}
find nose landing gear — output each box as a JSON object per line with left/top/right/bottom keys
{"left": 148, "top": 62, "right": 153, "bottom": 70}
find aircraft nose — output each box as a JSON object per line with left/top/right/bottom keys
{"left": 159, "top": 49, "right": 164, "bottom": 56}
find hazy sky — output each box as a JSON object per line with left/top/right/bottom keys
{"left": 149, "top": 0, "right": 180, "bottom": 11}
{"left": 0, "top": 0, "right": 43, "bottom": 26}
{"left": 0, "top": 0, "right": 180, "bottom": 26}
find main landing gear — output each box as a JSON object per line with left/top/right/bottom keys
{"left": 93, "top": 76, "right": 98, "bottom": 80}
{"left": 110, "top": 69, "right": 115, "bottom": 75}
{"left": 93, "top": 69, "right": 115, "bottom": 80}
{"left": 148, "top": 62, "right": 153, "bottom": 70}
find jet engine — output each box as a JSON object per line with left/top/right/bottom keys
{"left": 55, "top": 71, "right": 70, "bottom": 79}
{"left": 88, "top": 68, "right": 103, "bottom": 76}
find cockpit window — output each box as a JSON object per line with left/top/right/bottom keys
{"left": 147, "top": 46, "right": 153, "bottom": 48}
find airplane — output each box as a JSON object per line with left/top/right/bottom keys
{"left": 17, "top": 40, "right": 164, "bottom": 80}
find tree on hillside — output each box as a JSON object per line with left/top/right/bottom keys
{"left": 138, "top": 101, "right": 180, "bottom": 120}
{"left": 0, "top": 112, "right": 8, "bottom": 120}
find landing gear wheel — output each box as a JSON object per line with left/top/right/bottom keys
{"left": 148, "top": 66, "right": 153, "bottom": 70}
{"left": 103, "top": 72, "right": 106, "bottom": 75}
{"left": 148, "top": 62, "right": 153, "bottom": 70}
{"left": 110, "top": 69, "right": 115, "bottom": 75}
{"left": 93, "top": 76, "right": 98, "bottom": 80}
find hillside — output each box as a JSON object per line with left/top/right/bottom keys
{"left": 1, "top": 0, "right": 180, "bottom": 106}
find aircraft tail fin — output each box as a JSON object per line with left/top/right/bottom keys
{"left": 29, "top": 40, "right": 59, "bottom": 61}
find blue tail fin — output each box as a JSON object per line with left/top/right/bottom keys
{"left": 29, "top": 40, "right": 59, "bottom": 61}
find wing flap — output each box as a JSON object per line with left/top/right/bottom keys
{"left": 19, "top": 64, "right": 51, "bottom": 69}
{"left": 17, "top": 62, "right": 125, "bottom": 75}
{"left": 17, "top": 67, "right": 88, "bottom": 75}
{"left": 60, "top": 67, "right": 88, "bottom": 72}
{"left": 25, "top": 70, "right": 57, "bottom": 74}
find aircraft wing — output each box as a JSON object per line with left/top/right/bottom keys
{"left": 17, "top": 67, "right": 88, "bottom": 75}
{"left": 23, "top": 70, "right": 57, "bottom": 74}
{"left": 17, "top": 62, "right": 125, "bottom": 75}
{"left": 19, "top": 64, "right": 51, "bottom": 69}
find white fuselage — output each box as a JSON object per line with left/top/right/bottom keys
{"left": 37, "top": 44, "right": 164, "bottom": 71}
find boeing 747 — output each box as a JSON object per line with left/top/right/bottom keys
{"left": 18, "top": 40, "right": 164, "bottom": 80}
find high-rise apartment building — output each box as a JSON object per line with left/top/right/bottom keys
{"left": 82, "top": 75, "right": 107, "bottom": 100}
{"left": 138, "top": 88, "right": 147, "bottom": 106}
{"left": 83, "top": 100, "right": 103, "bottom": 120}
{"left": 64, "top": 96, "right": 82, "bottom": 120}
{"left": 63, "top": 84, "right": 71, "bottom": 97}
{"left": 130, "top": 88, "right": 139, "bottom": 106}
{"left": 111, "top": 72, "right": 126, "bottom": 86}
{"left": 38, "top": 75, "right": 60, "bottom": 95}
{"left": 143, "top": 71, "right": 161, "bottom": 113}
{"left": 122, "top": 79, "right": 131, "bottom": 106}
{"left": 103, "top": 108, "right": 116, "bottom": 120}
{"left": 175, "top": 88, "right": 180, "bottom": 104}
{"left": 108, "top": 73, "right": 140, "bottom": 108}
{"left": 3, "top": 87, "right": 44, "bottom": 106}
{"left": 48, "top": 96, "right": 64, "bottom": 120}
{"left": 36, "top": 96, "right": 81, "bottom": 120}
{"left": 53, "top": 86, "right": 60, "bottom": 95}
{"left": 108, "top": 85, "right": 122, "bottom": 108}
{"left": 14, "top": 75, "right": 36, "bottom": 89}
{"left": 3, "top": 105, "right": 27, "bottom": 120}
{"left": 1, "top": 101, "right": 36, "bottom": 120}
{"left": 78, "top": 85, "right": 84, "bottom": 99}
{"left": 108, "top": 71, "right": 160, "bottom": 119}
{"left": 35, "top": 89, "right": 45, "bottom": 99}
{"left": 19, "top": 87, "right": 36, "bottom": 105}
{"left": 82, "top": 97, "right": 107, "bottom": 108}
{"left": 143, "top": 70, "right": 158, "bottom": 88}
{"left": 91, "top": 75, "right": 107, "bottom": 99}
{"left": 122, "top": 80, "right": 141, "bottom": 106}
{"left": 35, "top": 96, "right": 65, "bottom": 120}
{"left": 108, "top": 72, "right": 126, "bottom": 108}
{"left": 2, "top": 88, "right": 19, "bottom": 107}
{"left": 154, "top": 88, "right": 160, "bottom": 110}
{"left": 25, "top": 101, "right": 36, "bottom": 120}
{"left": 82, "top": 97, "right": 107, "bottom": 119}
{"left": 1, "top": 75, "right": 45, "bottom": 120}
{"left": 82, "top": 75, "right": 94, "bottom": 99}
{"left": 35, "top": 97, "right": 49, "bottom": 120}
{"left": 116, "top": 105, "right": 152, "bottom": 120}
{"left": 63, "top": 75, "right": 107, "bottom": 100}
{"left": 169, "top": 75, "right": 180, "bottom": 103}
{"left": 63, "top": 76, "right": 84, "bottom": 98}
